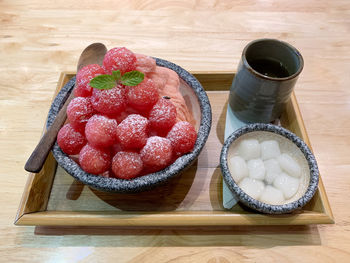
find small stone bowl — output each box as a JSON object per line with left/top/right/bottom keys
{"left": 220, "top": 123, "right": 319, "bottom": 214}
{"left": 47, "top": 57, "right": 212, "bottom": 193}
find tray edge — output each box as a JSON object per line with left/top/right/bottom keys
{"left": 15, "top": 72, "right": 69, "bottom": 225}
{"left": 15, "top": 210, "right": 334, "bottom": 226}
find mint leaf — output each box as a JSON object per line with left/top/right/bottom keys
{"left": 121, "top": 71, "right": 144, "bottom": 86}
{"left": 112, "top": 70, "right": 121, "bottom": 81}
{"left": 89, "top": 74, "right": 116, "bottom": 90}
{"left": 89, "top": 69, "right": 144, "bottom": 89}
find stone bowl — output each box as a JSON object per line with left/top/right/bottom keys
{"left": 220, "top": 123, "right": 319, "bottom": 214}
{"left": 48, "top": 58, "right": 212, "bottom": 193}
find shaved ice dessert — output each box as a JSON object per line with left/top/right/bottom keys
{"left": 57, "top": 47, "right": 197, "bottom": 179}
{"left": 227, "top": 131, "right": 309, "bottom": 205}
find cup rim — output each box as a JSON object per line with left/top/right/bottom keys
{"left": 242, "top": 38, "right": 304, "bottom": 81}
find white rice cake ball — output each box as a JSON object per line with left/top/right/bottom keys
{"left": 229, "top": 156, "right": 248, "bottom": 183}
{"left": 273, "top": 172, "right": 300, "bottom": 199}
{"left": 261, "top": 140, "right": 281, "bottom": 160}
{"left": 264, "top": 158, "right": 282, "bottom": 184}
{"left": 239, "top": 177, "right": 265, "bottom": 199}
{"left": 259, "top": 185, "right": 285, "bottom": 205}
{"left": 278, "top": 153, "right": 302, "bottom": 178}
{"left": 238, "top": 139, "right": 260, "bottom": 160}
{"left": 247, "top": 159, "right": 265, "bottom": 180}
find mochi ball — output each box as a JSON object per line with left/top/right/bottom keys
{"left": 229, "top": 156, "right": 248, "bottom": 183}
{"left": 239, "top": 177, "right": 265, "bottom": 199}
{"left": 247, "top": 159, "right": 265, "bottom": 180}
{"left": 278, "top": 153, "right": 302, "bottom": 178}
{"left": 261, "top": 140, "right": 281, "bottom": 160}
{"left": 264, "top": 158, "right": 282, "bottom": 184}
{"left": 273, "top": 172, "right": 300, "bottom": 199}
{"left": 238, "top": 139, "right": 260, "bottom": 160}
{"left": 259, "top": 185, "right": 285, "bottom": 205}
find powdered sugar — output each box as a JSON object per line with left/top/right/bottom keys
{"left": 149, "top": 97, "right": 177, "bottom": 135}
{"left": 103, "top": 47, "right": 136, "bottom": 75}
{"left": 67, "top": 97, "right": 95, "bottom": 131}
{"left": 57, "top": 123, "right": 86, "bottom": 155}
{"left": 116, "top": 114, "right": 149, "bottom": 149}
{"left": 167, "top": 121, "right": 197, "bottom": 155}
{"left": 85, "top": 114, "right": 118, "bottom": 148}
{"left": 79, "top": 144, "right": 111, "bottom": 175}
{"left": 75, "top": 64, "right": 105, "bottom": 97}
{"left": 91, "top": 84, "right": 126, "bottom": 114}
{"left": 127, "top": 78, "right": 159, "bottom": 111}
{"left": 140, "top": 136, "right": 172, "bottom": 169}
{"left": 112, "top": 151, "right": 143, "bottom": 179}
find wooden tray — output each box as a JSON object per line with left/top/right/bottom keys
{"left": 15, "top": 72, "right": 334, "bottom": 226}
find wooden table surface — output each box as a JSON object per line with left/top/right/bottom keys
{"left": 1, "top": 0, "right": 350, "bottom": 262}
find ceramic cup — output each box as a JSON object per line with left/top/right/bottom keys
{"left": 229, "top": 39, "right": 304, "bottom": 123}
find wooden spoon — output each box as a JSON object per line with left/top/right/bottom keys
{"left": 24, "top": 43, "right": 107, "bottom": 173}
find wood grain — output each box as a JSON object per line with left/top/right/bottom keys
{"left": 1, "top": 0, "right": 350, "bottom": 262}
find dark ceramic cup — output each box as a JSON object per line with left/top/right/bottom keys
{"left": 229, "top": 39, "right": 304, "bottom": 123}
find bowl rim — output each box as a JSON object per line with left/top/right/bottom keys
{"left": 220, "top": 123, "right": 319, "bottom": 214}
{"left": 48, "top": 57, "right": 212, "bottom": 193}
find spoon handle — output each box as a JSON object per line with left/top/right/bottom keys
{"left": 24, "top": 43, "right": 107, "bottom": 173}
{"left": 24, "top": 91, "right": 75, "bottom": 173}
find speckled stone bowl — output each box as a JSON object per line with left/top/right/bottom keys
{"left": 47, "top": 58, "right": 212, "bottom": 193}
{"left": 220, "top": 123, "right": 319, "bottom": 214}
